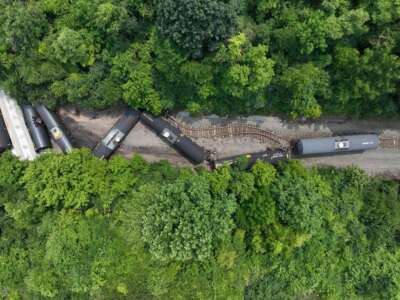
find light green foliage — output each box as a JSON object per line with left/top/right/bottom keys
{"left": 355, "top": 247, "right": 400, "bottom": 299}
{"left": 203, "top": 165, "right": 233, "bottom": 195}
{"left": 247, "top": 237, "right": 343, "bottom": 299}
{"left": 368, "top": 0, "right": 400, "bottom": 24}
{"left": 0, "top": 247, "right": 30, "bottom": 298}
{"left": 20, "top": 149, "right": 136, "bottom": 211}
{"left": 114, "top": 41, "right": 163, "bottom": 114}
{"left": 26, "top": 213, "right": 129, "bottom": 298}
{"left": 213, "top": 33, "right": 275, "bottom": 111}
{"left": 22, "top": 150, "right": 108, "bottom": 210}
{"left": 0, "top": 151, "right": 400, "bottom": 299}
{"left": 231, "top": 172, "right": 256, "bottom": 201}
{"left": 251, "top": 157, "right": 277, "bottom": 186}
{"left": 0, "top": 151, "right": 27, "bottom": 189}
{"left": 93, "top": 2, "right": 131, "bottom": 45}
{"left": 273, "top": 161, "right": 331, "bottom": 234}
{"left": 54, "top": 28, "right": 95, "bottom": 66}
{"left": 141, "top": 175, "right": 237, "bottom": 261}
{"left": 146, "top": 230, "right": 251, "bottom": 299}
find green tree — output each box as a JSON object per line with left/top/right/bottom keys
{"left": 155, "top": 33, "right": 275, "bottom": 113}
{"left": 0, "top": 2, "right": 47, "bottom": 53}
{"left": 212, "top": 33, "right": 275, "bottom": 112}
{"left": 1, "top": 150, "right": 400, "bottom": 299}
{"left": 46, "top": 27, "right": 96, "bottom": 67}
{"left": 26, "top": 213, "right": 131, "bottom": 298}
{"left": 156, "top": 0, "right": 239, "bottom": 58}
{"left": 21, "top": 149, "right": 110, "bottom": 211}
{"left": 272, "top": 63, "right": 330, "bottom": 119}
{"left": 141, "top": 175, "right": 237, "bottom": 261}
{"left": 272, "top": 161, "right": 332, "bottom": 234}
{"left": 112, "top": 39, "right": 164, "bottom": 114}
{"left": 361, "top": 179, "right": 400, "bottom": 250}
{"left": 329, "top": 46, "right": 400, "bottom": 116}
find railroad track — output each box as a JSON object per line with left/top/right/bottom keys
{"left": 379, "top": 136, "right": 400, "bottom": 149}
{"left": 168, "top": 117, "right": 290, "bottom": 149}
{"left": 169, "top": 117, "right": 400, "bottom": 151}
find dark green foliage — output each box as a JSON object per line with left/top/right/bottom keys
{"left": 234, "top": 161, "right": 277, "bottom": 229}
{"left": 0, "top": 2, "right": 47, "bottom": 53}
{"left": 361, "top": 179, "right": 400, "bottom": 250}
{"left": 154, "top": 33, "right": 275, "bottom": 113}
{"left": 156, "top": 0, "right": 239, "bottom": 58}
{"left": 328, "top": 46, "right": 400, "bottom": 116}
{"left": 1, "top": 0, "right": 399, "bottom": 117}
{"left": 271, "top": 63, "right": 330, "bottom": 118}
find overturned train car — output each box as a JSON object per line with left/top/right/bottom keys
{"left": 296, "top": 134, "right": 379, "bottom": 156}
{"left": 0, "top": 113, "right": 12, "bottom": 153}
{"left": 141, "top": 113, "right": 207, "bottom": 164}
{"left": 22, "top": 105, "right": 51, "bottom": 152}
{"left": 211, "top": 149, "right": 289, "bottom": 169}
{"left": 92, "top": 108, "right": 140, "bottom": 159}
{"left": 36, "top": 105, "right": 73, "bottom": 154}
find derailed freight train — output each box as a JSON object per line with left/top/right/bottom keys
{"left": 211, "top": 149, "right": 290, "bottom": 169}
{"left": 141, "top": 112, "right": 207, "bottom": 164}
{"left": 3, "top": 102, "right": 381, "bottom": 169}
{"left": 92, "top": 108, "right": 140, "bottom": 159}
{"left": 22, "top": 105, "right": 51, "bottom": 153}
{"left": 296, "top": 134, "right": 379, "bottom": 156}
{"left": 0, "top": 113, "right": 11, "bottom": 153}
{"left": 123, "top": 112, "right": 380, "bottom": 168}
{"left": 36, "top": 105, "right": 74, "bottom": 154}
{"left": 209, "top": 134, "right": 379, "bottom": 169}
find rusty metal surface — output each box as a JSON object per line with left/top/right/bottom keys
{"left": 380, "top": 136, "right": 400, "bottom": 149}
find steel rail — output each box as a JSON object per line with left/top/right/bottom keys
{"left": 167, "top": 117, "right": 290, "bottom": 149}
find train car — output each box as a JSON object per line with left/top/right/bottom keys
{"left": 212, "top": 149, "right": 289, "bottom": 169}
{"left": 92, "top": 108, "right": 140, "bottom": 159}
{"left": 0, "top": 113, "right": 12, "bottom": 153}
{"left": 141, "top": 112, "right": 207, "bottom": 164}
{"left": 35, "top": 105, "right": 73, "bottom": 154}
{"left": 22, "top": 105, "right": 51, "bottom": 152}
{"left": 296, "top": 134, "right": 379, "bottom": 156}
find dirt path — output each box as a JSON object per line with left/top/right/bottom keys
{"left": 58, "top": 107, "right": 400, "bottom": 179}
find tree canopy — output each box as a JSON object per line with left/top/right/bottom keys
{"left": 0, "top": 0, "right": 399, "bottom": 118}
{"left": 0, "top": 149, "right": 400, "bottom": 299}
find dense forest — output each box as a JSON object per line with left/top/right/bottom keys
{"left": 0, "top": 149, "right": 399, "bottom": 299}
{"left": 1, "top": 1, "right": 400, "bottom": 299}
{"left": 0, "top": 0, "right": 399, "bottom": 118}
